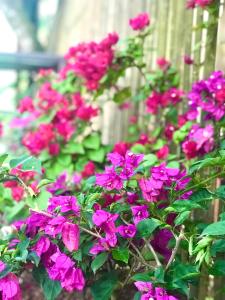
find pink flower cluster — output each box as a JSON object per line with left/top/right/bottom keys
{"left": 96, "top": 151, "right": 144, "bottom": 190}
{"left": 139, "top": 163, "right": 191, "bottom": 202}
{"left": 20, "top": 92, "right": 98, "bottom": 156}
{"left": 186, "top": 0, "right": 213, "bottom": 8}
{"left": 0, "top": 261, "right": 21, "bottom": 300}
{"left": 33, "top": 237, "right": 85, "bottom": 292}
{"left": 182, "top": 124, "right": 214, "bottom": 159}
{"left": 13, "top": 195, "right": 84, "bottom": 293}
{"left": 129, "top": 13, "right": 150, "bottom": 30}
{"left": 62, "top": 33, "right": 119, "bottom": 90}
{"left": 146, "top": 88, "right": 184, "bottom": 115}
{"left": 135, "top": 281, "right": 179, "bottom": 300}
{"left": 188, "top": 71, "right": 225, "bottom": 121}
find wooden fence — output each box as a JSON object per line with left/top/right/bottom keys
{"left": 50, "top": 1, "right": 225, "bottom": 299}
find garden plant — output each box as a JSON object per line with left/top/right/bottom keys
{"left": 1, "top": 1, "right": 225, "bottom": 299}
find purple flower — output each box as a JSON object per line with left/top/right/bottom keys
{"left": 32, "top": 236, "right": 51, "bottom": 257}
{"left": 0, "top": 273, "right": 22, "bottom": 300}
{"left": 45, "top": 216, "right": 66, "bottom": 237}
{"left": 48, "top": 195, "right": 80, "bottom": 216}
{"left": 92, "top": 209, "right": 118, "bottom": 235}
{"left": 96, "top": 166, "right": 123, "bottom": 190}
{"left": 61, "top": 222, "right": 80, "bottom": 252}
{"left": 139, "top": 178, "right": 163, "bottom": 202}
{"left": 47, "top": 172, "right": 68, "bottom": 194}
{"left": 107, "top": 152, "right": 124, "bottom": 167}
{"left": 131, "top": 205, "right": 149, "bottom": 224}
{"left": 117, "top": 224, "right": 136, "bottom": 238}
{"left": 61, "top": 267, "right": 85, "bottom": 292}
{"left": 90, "top": 237, "right": 113, "bottom": 255}
{"left": 134, "top": 281, "right": 179, "bottom": 300}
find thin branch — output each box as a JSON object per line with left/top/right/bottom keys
{"left": 79, "top": 226, "right": 102, "bottom": 239}
{"left": 165, "top": 226, "right": 185, "bottom": 271}
{"left": 130, "top": 241, "right": 152, "bottom": 268}
{"left": 144, "top": 239, "right": 162, "bottom": 267}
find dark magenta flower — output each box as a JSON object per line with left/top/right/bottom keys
{"left": 131, "top": 205, "right": 149, "bottom": 224}
{"left": 96, "top": 166, "right": 123, "bottom": 190}
{"left": 117, "top": 224, "right": 136, "bottom": 238}
{"left": 0, "top": 272, "right": 22, "bottom": 300}
{"left": 47, "top": 195, "right": 80, "bottom": 216}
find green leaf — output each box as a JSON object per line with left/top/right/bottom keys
{"left": 130, "top": 144, "right": 146, "bottom": 154}
{"left": 113, "top": 87, "right": 131, "bottom": 104}
{"left": 83, "top": 133, "right": 101, "bottom": 150}
{"left": 202, "top": 221, "right": 225, "bottom": 236}
{"left": 172, "top": 263, "right": 199, "bottom": 281}
{"left": 5, "top": 201, "right": 28, "bottom": 223}
{"left": 9, "top": 155, "right": 42, "bottom": 174}
{"left": 91, "top": 271, "right": 118, "bottom": 300}
{"left": 112, "top": 247, "right": 129, "bottom": 264}
{"left": 189, "top": 155, "right": 225, "bottom": 174}
{"left": 0, "top": 154, "right": 8, "bottom": 166}
{"left": 209, "top": 260, "right": 225, "bottom": 276}
{"left": 62, "top": 142, "right": 85, "bottom": 154}
{"left": 91, "top": 252, "right": 108, "bottom": 273}
{"left": 154, "top": 266, "right": 165, "bottom": 283}
{"left": 16, "top": 238, "right": 30, "bottom": 262}
{"left": 216, "top": 185, "right": 225, "bottom": 200}
{"left": 131, "top": 272, "right": 152, "bottom": 282}
{"left": 87, "top": 148, "right": 105, "bottom": 163}
{"left": 189, "top": 188, "right": 213, "bottom": 202}
{"left": 133, "top": 292, "right": 141, "bottom": 300}
{"left": 175, "top": 211, "right": 190, "bottom": 226}
{"left": 211, "top": 240, "right": 225, "bottom": 256}
{"left": 57, "top": 154, "right": 72, "bottom": 166}
{"left": 27, "top": 251, "right": 40, "bottom": 266}
{"left": 168, "top": 200, "right": 201, "bottom": 213}
{"left": 0, "top": 265, "right": 13, "bottom": 279}
{"left": 33, "top": 266, "right": 62, "bottom": 300}
{"left": 137, "top": 218, "right": 161, "bottom": 238}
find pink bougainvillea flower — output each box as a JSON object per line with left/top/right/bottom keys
{"left": 156, "top": 145, "right": 169, "bottom": 160}
{"left": 129, "top": 13, "right": 150, "bottom": 30}
{"left": 184, "top": 55, "right": 194, "bottom": 65}
{"left": 117, "top": 224, "right": 136, "bottom": 238}
{"left": 0, "top": 273, "right": 22, "bottom": 300}
{"left": 156, "top": 57, "right": 171, "bottom": 71}
{"left": 32, "top": 236, "right": 51, "bottom": 256}
{"left": 134, "top": 281, "right": 179, "bottom": 300}
{"left": 48, "top": 195, "right": 80, "bottom": 216}
{"left": 96, "top": 166, "right": 123, "bottom": 190}
{"left": 131, "top": 205, "right": 149, "bottom": 224}
{"left": 92, "top": 209, "right": 118, "bottom": 235}
{"left": 61, "top": 267, "right": 85, "bottom": 292}
{"left": 139, "top": 178, "right": 163, "bottom": 202}
{"left": 62, "top": 33, "right": 118, "bottom": 90}
{"left": 18, "top": 96, "right": 35, "bottom": 113}
{"left": 48, "top": 143, "right": 60, "bottom": 156}
{"left": 62, "top": 222, "right": 80, "bottom": 252}
{"left": 81, "top": 161, "right": 95, "bottom": 178}
{"left": 45, "top": 216, "right": 67, "bottom": 237}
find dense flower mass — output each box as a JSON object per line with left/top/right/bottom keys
{"left": 188, "top": 71, "right": 225, "bottom": 121}
{"left": 62, "top": 33, "right": 119, "bottom": 90}
{"left": 182, "top": 124, "right": 214, "bottom": 159}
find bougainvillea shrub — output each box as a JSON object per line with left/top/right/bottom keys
{"left": 1, "top": 4, "right": 225, "bottom": 300}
